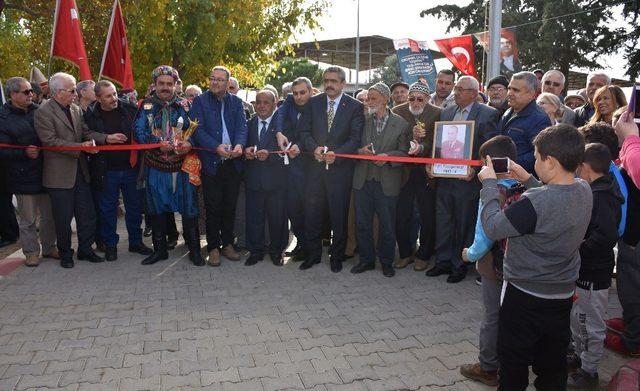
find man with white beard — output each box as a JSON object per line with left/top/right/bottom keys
{"left": 391, "top": 82, "right": 441, "bottom": 272}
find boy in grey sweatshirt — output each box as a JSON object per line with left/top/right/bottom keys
{"left": 478, "top": 124, "right": 592, "bottom": 390}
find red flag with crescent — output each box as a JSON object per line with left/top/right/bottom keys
{"left": 434, "top": 36, "right": 478, "bottom": 80}
{"left": 99, "top": 0, "right": 135, "bottom": 90}
{"left": 50, "top": 0, "right": 92, "bottom": 81}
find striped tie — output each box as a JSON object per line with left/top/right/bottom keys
{"left": 327, "top": 100, "right": 335, "bottom": 132}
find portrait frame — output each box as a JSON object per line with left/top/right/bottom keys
{"left": 431, "top": 120, "right": 475, "bottom": 179}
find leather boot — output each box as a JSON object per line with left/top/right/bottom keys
{"left": 141, "top": 214, "right": 169, "bottom": 265}
{"left": 183, "top": 217, "right": 205, "bottom": 266}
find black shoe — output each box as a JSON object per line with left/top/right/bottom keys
{"left": 245, "top": 254, "right": 262, "bottom": 266}
{"left": 142, "top": 214, "right": 169, "bottom": 265}
{"left": 182, "top": 217, "right": 205, "bottom": 266}
{"left": 330, "top": 257, "right": 343, "bottom": 273}
{"left": 382, "top": 264, "right": 395, "bottom": 278}
{"left": 293, "top": 250, "right": 308, "bottom": 262}
{"left": 350, "top": 262, "right": 374, "bottom": 274}
{"left": 167, "top": 235, "right": 178, "bottom": 250}
{"left": 299, "top": 258, "right": 320, "bottom": 270}
{"left": 447, "top": 271, "right": 466, "bottom": 283}
{"left": 105, "top": 247, "right": 117, "bottom": 262}
{"left": 60, "top": 258, "right": 74, "bottom": 268}
{"left": 77, "top": 252, "right": 105, "bottom": 263}
{"left": 426, "top": 265, "right": 450, "bottom": 277}
{"left": 95, "top": 241, "right": 106, "bottom": 253}
{"left": 271, "top": 254, "right": 283, "bottom": 266}
{"left": 143, "top": 226, "right": 152, "bottom": 237}
{"left": 128, "top": 243, "right": 153, "bottom": 256}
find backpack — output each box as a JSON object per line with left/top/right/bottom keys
{"left": 491, "top": 182, "right": 526, "bottom": 279}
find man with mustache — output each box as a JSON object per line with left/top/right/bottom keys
{"left": 134, "top": 65, "right": 204, "bottom": 266}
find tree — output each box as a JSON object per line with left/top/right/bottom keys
{"left": 264, "top": 57, "right": 323, "bottom": 92}
{"left": 421, "top": 0, "right": 639, "bottom": 81}
{"left": 369, "top": 55, "right": 402, "bottom": 87}
{"left": 0, "top": 0, "right": 328, "bottom": 90}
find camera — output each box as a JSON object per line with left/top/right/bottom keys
{"left": 491, "top": 157, "right": 509, "bottom": 174}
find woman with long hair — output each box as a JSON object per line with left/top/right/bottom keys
{"left": 588, "top": 85, "right": 627, "bottom": 125}
{"left": 536, "top": 92, "right": 564, "bottom": 124}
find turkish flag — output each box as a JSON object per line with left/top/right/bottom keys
{"left": 434, "top": 36, "right": 478, "bottom": 80}
{"left": 50, "top": 0, "right": 92, "bottom": 81}
{"left": 99, "top": 0, "right": 134, "bottom": 90}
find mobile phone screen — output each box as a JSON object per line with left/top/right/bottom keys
{"left": 492, "top": 157, "right": 509, "bottom": 174}
{"left": 634, "top": 86, "right": 640, "bottom": 123}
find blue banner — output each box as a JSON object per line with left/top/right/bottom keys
{"left": 393, "top": 38, "right": 438, "bottom": 93}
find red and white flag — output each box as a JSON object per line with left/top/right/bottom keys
{"left": 99, "top": 0, "right": 134, "bottom": 89}
{"left": 50, "top": 0, "right": 92, "bottom": 81}
{"left": 434, "top": 35, "right": 478, "bottom": 80}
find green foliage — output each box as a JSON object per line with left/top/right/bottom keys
{"left": 369, "top": 55, "right": 402, "bottom": 87}
{"left": 265, "top": 57, "right": 323, "bottom": 91}
{"left": 420, "top": 0, "right": 639, "bottom": 81}
{"left": 0, "top": 0, "right": 329, "bottom": 90}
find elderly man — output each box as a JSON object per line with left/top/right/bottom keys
{"left": 228, "top": 77, "right": 254, "bottom": 120}
{"left": 541, "top": 70, "right": 576, "bottom": 124}
{"left": 498, "top": 71, "right": 552, "bottom": 174}
{"left": 84, "top": 80, "right": 152, "bottom": 262}
{"left": 190, "top": 66, "right": 248, "bottom": 266}
{"left": 134, "top": 66, "right": 204, "bottom": 266}
{"left": 431, "top": 70, "right": 455, "bottom": 109}
{"left": 0, "top": 77, "right": 56, "bottom": 266}
{"left": 426, "top": 76, "right": 499, "bottom": 283}
{"left": 486, "top": 75, "right": 510, "bottom": 116}
{"left": 392, "top": 82, "right": 440, "bottom": 271}
{"left": 351, "top": 82, "right": 410, "bottom": 278}
{"left": 184, "top": 85, "right": 202, "bottom": 100}
{"left": 35, "top": 72, "right": 127, "bottom": 268}
{"left": 390, "top": 82, "right": 409, "bottom": 107}
{"left": 565, "top": 94, "right": 587, "bottom": 110}
{"left": 76, "top": 80, "right": 95, "bottom": 112}
{"left": 574, "top": 72, "right": 610, "bottom": 127}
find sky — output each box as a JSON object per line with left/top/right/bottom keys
{"left": 294, "top": 0, "right": 630, "bottom": 83}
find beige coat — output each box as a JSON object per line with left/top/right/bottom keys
{"left": 35, "top": 99, "right": 107, "bottom": 189}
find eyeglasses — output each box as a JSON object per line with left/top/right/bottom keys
{"left": 488, "top": 86, "right": 506, "bottom": 92}
{"left": 209, "top": 77, "right": 228, "bottom": 83}
{"left": 544, "top": 80, "right": 562, "bottom": 87}
{"left": 18, "top": 89, "right": 34, "bottom": 96}
{"left": 408, "top": 97, "right": 425, "bottom": 102}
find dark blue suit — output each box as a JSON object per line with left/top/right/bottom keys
{"left": 189, "top": 90, "right": 248, "bottom": 251}
{"left": 298, "top": 93, "right": 364, "bottom": 261}
{"left": 245, "top": 115, "right": 287, "bottom": 257}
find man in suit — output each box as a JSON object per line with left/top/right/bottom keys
{"left": 350, "top": 82, "right": 410, "bottom": 278}
{"left": 426, "top": 76, "right": 499, "bottom": 283}
{"left": 499, "top": 37, "right": 522, "bottom": 80}
{"left": 243, "top": 90, "right": 287, "bottom": 266}
{"left": 440, "top": 125, "right": 465, "bottom": 159}
{"left": 392, "top": 82, "right": 440, "bottom": 271}
{"left": 574, "top": 72, "right": 610, "bottom": 127}
{"left": 35, "top": 72, "right": 128, "bottom": 268}
{"left": 541, "top": 70, "right": 576, "bottom": 124}
{"left": 297, "top": 66, "right": 364, "bottom": 272}
{"left": 190, "top": 66, "right": 248, "bottom": 266}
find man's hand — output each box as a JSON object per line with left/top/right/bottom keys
{"left": 325, "top": 151, "right": 336, "bottom": 165}
{"left": 288, "top": 144, "right": 300, "bottom": 159}
{"left": 505, "top": 159, "right": 531, "bottom": 183}
{"left": 460, "top": 167, "right": 476, "bottom": 182}
{"left": 25, "top": 145, "right": 39, "bottom": 159}
{"left": 175, "top": 140, "right": 192, "bottom": 155}
{"left": 159, "top": 140, "right": 173, "bottom": 152}
{"left": 256, "top": 149, "right": 269, "bottom": 161}
{"left": 314, "top": 146, "right": 326, "bottom": 162}
{"left": 374, "top": 153, "right": 388, "bottom": 167}
{"left": 276, "top": 132, "right": 289, "bottom": 151}
{"left": 478, "top": 155, "right": 497, "bottom": 182}
{"left": 230, "top": 144, "right": 243, "bottom": 158}
{"left": 425, "top": 164, "right": 434, "bottom": 179}
{"left": 106, "top": 133, "right": 127, "bottom": 144}
{"left": 82, "top": 140, "right": 99, "bottom": 154}
{"left": 216, "top": 144, "right": 231, "bottom": 159}
{"left": 358, "top": 144, "right": 374, "bottom": 155}
{"left": 244, "top": 146, "right": 256, "bottom": 160}
{"left": 413, "top": 125, "right": 426, "bottom": 140}
{"left": 615, "top": 110, "right": 640, "bottom": 142}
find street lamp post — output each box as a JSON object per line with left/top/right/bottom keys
{"left": 487, "top": 0, "right": 503, "bottom": 82}
{"left": 355, "top": 0, "right": 360, "bottom": 92}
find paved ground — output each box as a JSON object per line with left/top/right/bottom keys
{"left": 0, "top": 220, "right": 633, "bottom": 390}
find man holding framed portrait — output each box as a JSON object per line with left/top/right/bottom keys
{"left": 426, "top": 76, "right": 499, "bottom": 283}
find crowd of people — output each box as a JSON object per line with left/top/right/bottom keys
{"left": 0, "top": 62, "right": 639, "bottom": 389}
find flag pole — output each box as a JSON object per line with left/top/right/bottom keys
{"left": 0, "top": 80, "right": 6, "bottom": 105}
{"left": 48, "top": 0, "right": 62, "bottom": 78}
{"left": 98, "top": 0, "right": 119, "bottom": 84}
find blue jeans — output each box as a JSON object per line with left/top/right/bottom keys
{"left": 97, "top": 169, "right": 143, "bottom": 247}
{"left": 355, "top": 180, "right": 397, "bottom": 266}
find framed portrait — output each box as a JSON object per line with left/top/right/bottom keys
{"left": 431, "top": 121, "right": 475, "bottom": 178}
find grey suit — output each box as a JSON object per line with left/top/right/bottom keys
{"left": 353, "top": 111, "right": 410, "bottom": 267}
{"left": 560, "top": 104, "right": 576, "bottom": 125}
{"left": 435, "top": 102, "right": 499, "bottom": 275}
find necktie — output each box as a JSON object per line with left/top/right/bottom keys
{"left": 327, "top": 100, "right": 335, "bottom": 132}
{"left": 259, "top": 120, "right": 267, "bottom": 142}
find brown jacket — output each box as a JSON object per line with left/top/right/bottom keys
{"left": 35, "top": 99, "right": 107, "bottom": 189}
{"left": 392, "top": 101, "right": 441, "bottom": 185}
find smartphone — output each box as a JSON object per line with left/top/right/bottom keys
{"left": 491, "top": 157, "right": 509, "bottom": 174}
{"left": 632, "top": 85, "right": 640, "bottom": 124}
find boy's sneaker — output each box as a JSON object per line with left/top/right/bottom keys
{"left": 606, "top": 317, "right": 625, "bottom": 334}
{"left": 566, "top": 352, "right": 581, "bottom": 371}
{"left": 567, "top": 368, "right": 598, "bottom": 389}
{"left": 604, "top": 332, "right": 640, "bottom": 356}
{"left": 460, "top": 362, "right": 498, "bottom": 386}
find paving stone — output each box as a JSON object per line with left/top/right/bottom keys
{"left": 15, "top": 373, "right": 61, "bottom": 389}
{"left": 238, "top": 365, "right": 278, "bottom": 380}
{"left": 201, "top": 368, "right": 240, "bottom": 385}
{"left": 221, "top": 379, "right": 263, "bottom": 391}
{"left": 300, "top": 369, "right": 342, "bottom": 388}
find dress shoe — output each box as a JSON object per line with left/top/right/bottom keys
{"left": 382, "top": 264, "right": 395, "bottom": 278}
{"left": 330, "top": 257, "right": 343, "bottom": 273}
{"left": 77, "top": 252, "right": 105, "bottom": 263}
{"left": 299, "top": 258, "right": 320, "bottom": 270}
{"left": 350, "top": 262, "right": 374, "bottom": 274}
{"left": 447, "top": 271, "right": 466, "bottom": 283}
{"left": 460, "top": 363, "right": 498, "bottom": 386}
{"left": 393, "top": 256, "right": 414, "bottom": 269}
{"left": 426, "top": 265, "right": 450, "bottom": 277}
{"left": 60, "top": 258, "right": 74, "bottom": 268}
{"left": 293, "top": 250, "right": 308, "bottom": 262}
{"left": 95, "top": 241, "right": 106, "bottom": 253}
{"left": 105, "top": 247, "right": 118, "bottom": 262}
{"left": 413, "top": 258, "right": 430, "bottom": 271}
{"left": 222, "top": 244, "right": 241, "bottom": 261}
{"left": 271, "top": 254, "right": 283, "bottom": 266}
{"left": 42, "top": 249, "right": 60, "bottom": 260}
{"left": 128, "top": 243, "right": 153, "bottom": 255}
{"left": 245, "top": 254, "right": 262, "bottom": 266}
{"left": 207, "top": 249, "right": 221, "bottom": 266}
{"left": 25, "top": 254, "right": 39, "bottom": 267}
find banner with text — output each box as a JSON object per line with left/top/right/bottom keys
{"left": 393, "top": 38, "right": 438, "bottom": 93}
